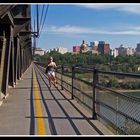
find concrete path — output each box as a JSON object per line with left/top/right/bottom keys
{"left": 0, "top": 63, "right": 114, "bottom": 136}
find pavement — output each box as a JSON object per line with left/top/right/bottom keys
{"left": 0, "top": 63, "right": 114, "bottom": 136}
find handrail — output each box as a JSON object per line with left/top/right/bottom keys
{"left": 36, "top": 62, "right": 140, "bottom": 135}
{"left": 98, "top": 70, "right": 140, "bottom": 78}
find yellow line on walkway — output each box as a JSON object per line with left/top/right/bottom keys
{"left": 33, "top": 68, "right": 47, "bottom": 135}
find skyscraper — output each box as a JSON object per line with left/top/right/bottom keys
{"left": 136, "top": 43, "right": 140, "bottom": 52}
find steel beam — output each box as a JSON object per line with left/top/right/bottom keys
{"left": 0, "top": 5, "right": 32, "bottom": 99}
{"left": 1, "top": 25, "right": 12, "bottom": 96}
{"left": 8, "top": 41, "right": 15, "bottom": 87}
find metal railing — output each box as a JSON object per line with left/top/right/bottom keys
{"left": 35, "top": 62, "right": 140, "bottom": 135}
{"left": 55, "top": 65, "right": 140, "bottom": 135}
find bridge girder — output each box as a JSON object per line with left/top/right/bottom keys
{"left": 0, "top": 4, "right": 32, "bottom": 100}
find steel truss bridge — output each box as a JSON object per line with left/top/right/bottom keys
{"left": 0, "top": 5, "right": 32, "bottom": 99}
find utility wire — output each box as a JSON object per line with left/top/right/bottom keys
{"left": 37, "top": 4, "right": 39, "bottom": 37}
{"left": 32, "top": 4, "right": 49, "bottom": 48}
{"left": 39, "top": 4, "right": 49, "bottom": 38}
{"left": 39, "top": 5, "right": 45, "bottom": 31}
{"left": 37, "top": 4, "right": 49, "bottom": 47}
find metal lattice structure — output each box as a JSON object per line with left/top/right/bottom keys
{"left": 53, "top": 65, "right": 140, "bottom": 135}
{"left": 0, "top": 4, "right": 32, "bottom": 100}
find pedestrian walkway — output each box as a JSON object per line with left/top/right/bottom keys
{"left": 0, "top": 63, "right": 113, "bottom": 136}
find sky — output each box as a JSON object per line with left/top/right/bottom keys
{"left": 31, "top": 3, "right": 140, "bottom": 52}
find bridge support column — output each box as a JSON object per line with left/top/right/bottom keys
{"left": 13, "top": 36, "right": 19, "bottom": 85}
{"left": 18, "top": 44, "right": 22, "bottom": 80}
{"left": 8, "top": 40, "right": 15, "bottom": 88}
{"left": 21, "top": 47, "right": 23, "bottom": 77}
{"left": 0, "top": 36, "right": 7, "bottom": 100}
{"left": 17, "top": 45, "right": 22, "bottom": 80}
{"left": 0, "top": 25, "right": 12, "bottom": 97}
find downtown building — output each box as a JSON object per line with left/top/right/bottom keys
{"left": 98, "top": 41, "right": 110, "bottom": 55}
{"left": 80, "top": 40, "right": 88, "bottom": 53}
{"left": 135, "top": 43, "right": 140, "bottom": 56}
{"left": 73, "top": 46, "right": 81, "bottom": 54}
{"left": 51, "top": 47, "right": 68, "bottom": 54}
{"left": 112, "top": 48, "right": 119, "bottom": 58}
{"left": 116, "top": 44, "right": 134, "bottom": 56}
{"left": 34, "top": 48, "right": 45, "bottom": 56}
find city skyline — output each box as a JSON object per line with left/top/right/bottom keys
{"left": 31, "top": 3, "right": 140, "bottom": 52}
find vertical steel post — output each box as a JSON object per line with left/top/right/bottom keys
{"left": 2, "top": 25, "right": 12, "bottom": 96}
{"left": 19, "top": 46, "right": 22, "bottom": 78}
{"left": 9, "top": 41, "right": 14, "bottom": 87}
{"left": 109, "top": 49, "right": 112, "bottom": 71}
{"left": 14, "top": 37, "right": 17, "bottom": 85}
{"left": 71, "top": 65, "right": 75, "bottom": 100}
{"left": 61, "top": 64, "right": 64, "bottom": 90}
{"left": 92, "top": 67, "right": 98, "bottom": 119}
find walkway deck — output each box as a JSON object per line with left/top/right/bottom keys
{"left": 0, "top": 63, "right": 113, "bottom": 136}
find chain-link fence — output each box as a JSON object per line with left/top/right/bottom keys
{"left": 38, "top": 63, "right": 140, "bottom": 135}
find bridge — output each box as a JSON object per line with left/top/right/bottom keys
{"left": 0, "top": 4, "right": 140, "bottom": 136}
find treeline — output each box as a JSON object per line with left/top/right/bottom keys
{"left": 33, "top": 51, "right": 140, "bottom": 73}
{"left": 100, "top": 76, "right": 140, "bottom": 90}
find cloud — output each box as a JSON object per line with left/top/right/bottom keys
{"left": 43, "top": 24, "right": 140, "bottom": 35}
{"left": 76, "top": 4, "right": 118, "bottom": 10}
{"left": 44, "top": 25, "right": 94, "bottom": 34}
{"left": 77, "top": 4, "right": 140, "bottom": 15}
{"left": 119, "top": 5, "right": 140, "bottom": 15}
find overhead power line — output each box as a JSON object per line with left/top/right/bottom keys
{"left": 39, "top": 5, "right": 45, "bottom": 30}
{"left": 39, "top": 4, "right": 49, "bottom": 38}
